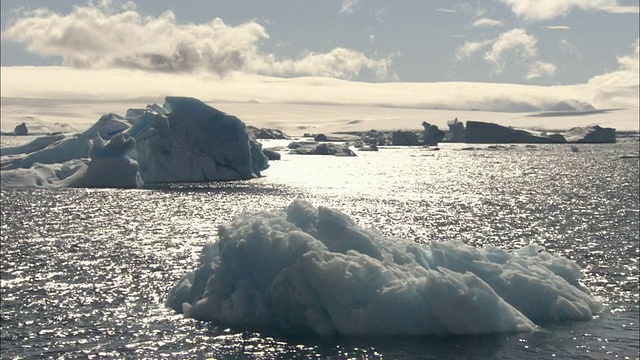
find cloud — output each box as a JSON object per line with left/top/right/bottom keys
{"left": 558, "top": 39, "right": 582, "bottom": 57}
{"left": 375, "top": 8, "right": 387, "bottom": 23}
{"left": 498, "top": 0, "right": 638, "bottom": 20}
{"left": 526, "top": 60, "right": 557, "bottom": 79}
{"left": 544, "top": 25, "right": 571, "bottom": 30}
{"left": 2, "top": 3, "right": 392, "bottom": 80}
{"left": 600, "top": 5, "right": 640, "bottom": 14}
{"left": 455, "top": 40, "right": 492, "bottom": 60}
{"left": 250, "top": 48, "right": 396, "bottom": 80}
{"left": 456, "top": 28, "right": 556, "bottom": 79}
{"left": 586, "top": 40, "right": 640, "bottom": 108}
{"left": 472, "top": 18, "right": 503, "bottom": 27}
{"left": 436, "top": 8, "right": 457, "bottom": 13}
{"left": 340, "top": 0, "right": 361, "bottom": 15}
{"left": 484, "top": 28, "right": 539, "bottom": 72}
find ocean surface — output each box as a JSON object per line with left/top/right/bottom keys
{"left": 1, "top": 137, "right": 639, "bottom": 359}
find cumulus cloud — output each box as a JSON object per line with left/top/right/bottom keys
{"left": 250, "top": 48, "right": 395, "bottom": 80}
{"left": 586, "top": 40, "right": 640, "bottom": 108}
{"left": 498, "top": 0, "right": 638, "bottom": 20}
{"left": 473, "top": 18, "right": 503, "bottom": 27}
{"left": 456, "top": 28, "right": 555, "bottom": 79}
{"left": 484, "top": 28, "right": 538, "bottom": 72}
{"left": 2, "top": 3, "right": 392, "bottom": 79}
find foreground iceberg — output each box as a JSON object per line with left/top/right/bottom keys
{"left": 167, "top": 200, "right": 602, "bottom": 336}
{"left": 1, "top": 97, "right": 269, "bottom": 188}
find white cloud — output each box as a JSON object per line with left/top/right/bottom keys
{"left": 526, "top": 60, "right": 557, "bottom": 79}
{"left": 558, "top": 39, "right": 582, "bottom": 57}
{"left": 498, "top": 0, "right": 637, "bottom": 20}
{"left": 436, "top": 8, "right": 457, "bottom": 13}
{"left": 375, "top": 9, "right": 387, "bottom": 23}
{"left": 600, "top": 5, "right": 640, "bottom": 14}
{"left": 456, "top": 28, "right": 556, "bottom": 79}
{"left": 544, "top": 25, "right": 571, "bottom": 30}
{"left": 484, "top": 28, "right": 539, "bottom": 73}
{"left": 617, "top": 40, "right": 640, "bottom": 71}
{"left": 473, "top": 18, "right": 503, "bottom": 27}
{"left": 340, "top": 0, "right": 361, "bottom": 15}
{"left": 2, "top": 3, "right": 392, "bottom": 80}
{"left": 455, "top": 40, "right": 492, "bottom": 60}
{"left": 586, "top": 40, "right": 640, "bottom": 108}
{"left": 250, "top": 48, "right": 396, "bottom": 80}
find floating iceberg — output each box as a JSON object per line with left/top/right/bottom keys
{"left": 463, "top": 121, "right": 616, "bottom": 144}
{"left": 167, "top": 200, "right": 602, "bottom": 337}
{"left": 287, "top": 141, "right": 356, "bottom": 156}
{"left": 1, "top": 97, "right": 269, "bottom": 188}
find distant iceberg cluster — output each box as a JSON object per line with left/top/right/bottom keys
{"left": 167, "top": 200, "right": 603, "bottom": 336}
{"left": 0, "top": 97, "right": 269, "bottom": 188}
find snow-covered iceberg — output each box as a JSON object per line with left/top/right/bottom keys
{"left": 167, "top": 200, "right": 602, "bottom": 337}
{"left": 562, "top": 126, "right": 617, "bottom": 143}
{"left": 1, "top": 97, "right": 269, "bottom": 188}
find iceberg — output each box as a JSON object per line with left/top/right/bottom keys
{"left": 462, "top": 121, "right": 616, "bottom": 144}
{"left": 287, "top": 141, "right": 356, "bottom": 156}
{"left": 13, "top": 122, "right": 28, "bottom": 135}
{"left": 1, "top": 97, "right": 269, "bottom": 188}
{"left": 65, "top": 133, "right": 143, "bottom": 188}
{"left": 167, "top": 200, "right": 602, "bottom": 337}
{"left": 562, "top": 126, "right": 617, "bottom": 143}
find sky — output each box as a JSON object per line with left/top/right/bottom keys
{"left": 1, "top": 0, "right": 638, "bottom": 86}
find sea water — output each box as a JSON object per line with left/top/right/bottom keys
{"left": 1, "top": 140, "right": 638, "bottom": 359}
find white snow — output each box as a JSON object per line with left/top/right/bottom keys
{"left": 167, "top": 200, "right": 603, "bottom": 336}
{"left": 1, "top": 97, "right": 269, "bottom": 188}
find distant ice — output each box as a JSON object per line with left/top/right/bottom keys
{"left": 0, "top": 97, "right": 269, "bottom": 188}
{"left": 287, "top": 141, "right": 356, "bottom": 156}
{"left": 167, "top": 200, "right": 603, "bottom": 336}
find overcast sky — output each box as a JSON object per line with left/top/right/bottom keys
{"left": 1, "top": 0, "right": 638, "bottom": 86}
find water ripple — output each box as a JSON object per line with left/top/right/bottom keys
{"left": 1, "top": 143, "right": 638, "bottom": 358}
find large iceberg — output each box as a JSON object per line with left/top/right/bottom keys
{"left": 1, "top": 97, "right": 269, "bottom": 188}
{"left": 167, "top": 200, "right": 602, "bottom": 337}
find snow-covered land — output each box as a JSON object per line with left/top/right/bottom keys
{"left": 0, "top": 97, "right": 269, "bottom": 188}
{"left": 167, "top": 200, "right": 603, "bottom": 336}
{"left": 2, "top": 67, "right": 638, "bottom": 137}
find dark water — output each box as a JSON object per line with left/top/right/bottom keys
{"left": 1, "top": 142, "right": 638, "bottom": 359}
